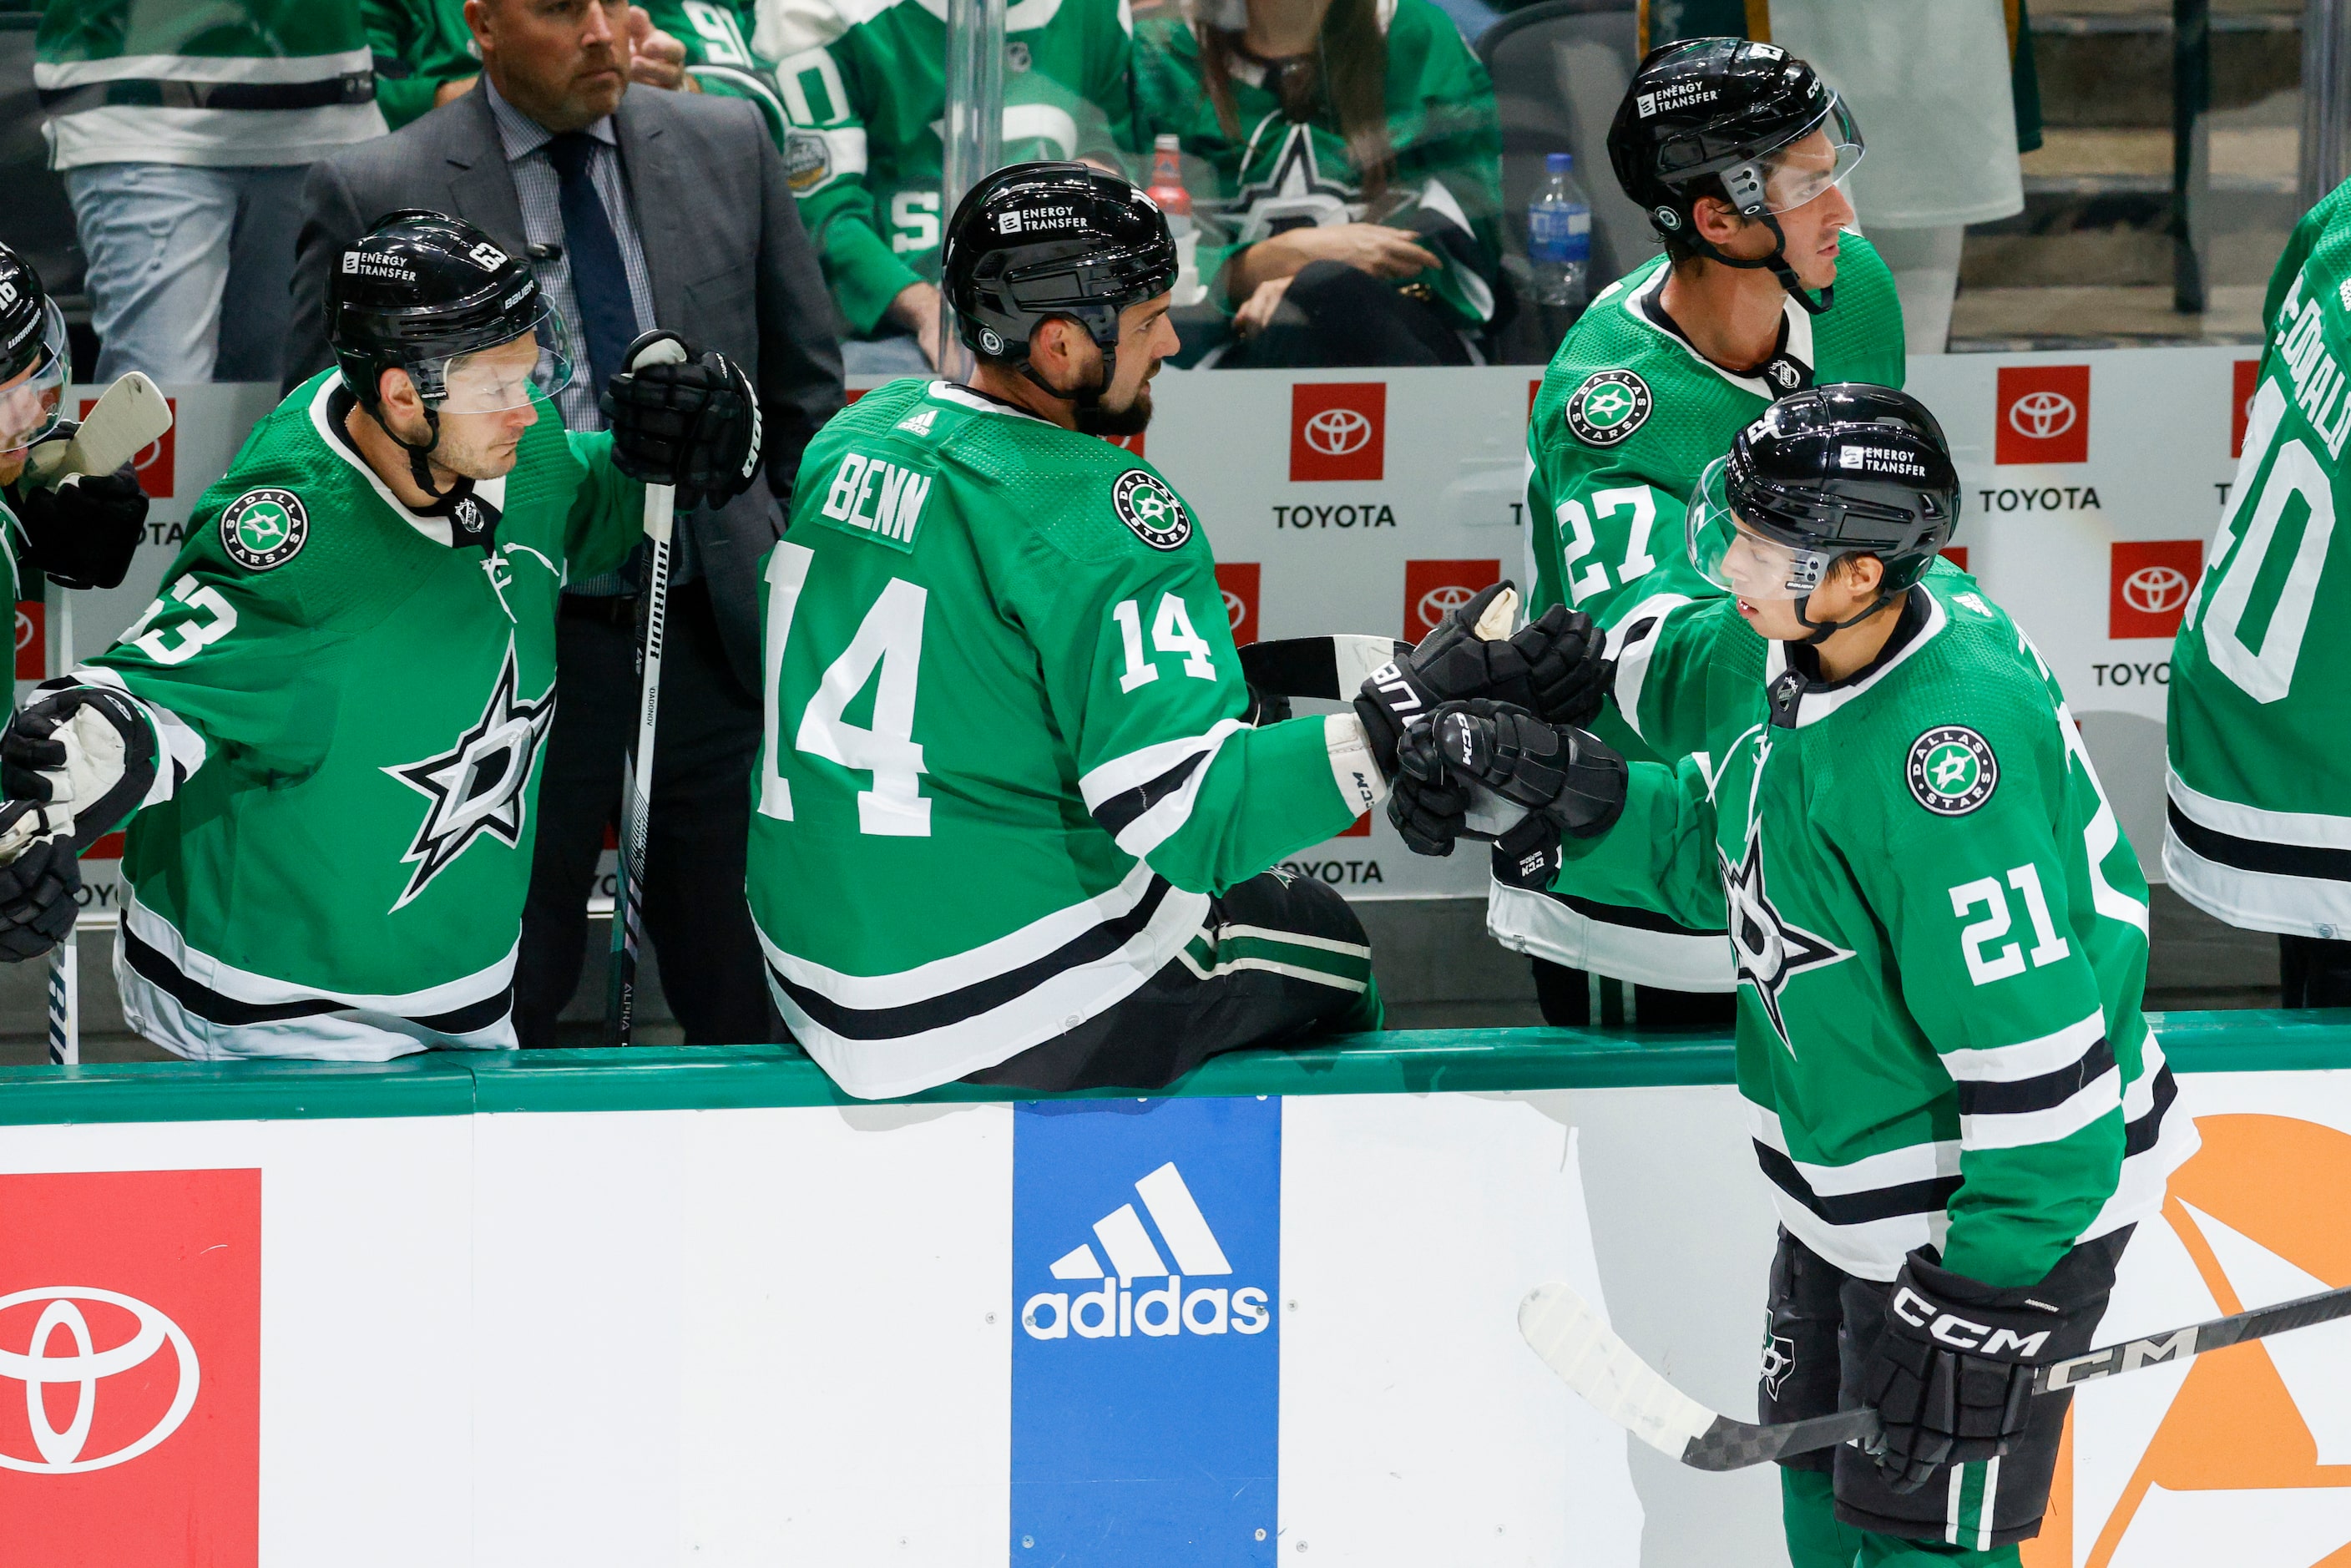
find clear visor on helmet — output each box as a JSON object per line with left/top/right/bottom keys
{"left": 422, "top": 300, "right": 574, "bottom": 416}
{"left": 1686, "top": 457, "right": 1849, "bottom": 600}
{"left": 0, "top": 297, "right": 71, "bottom": 457}
{"left": 1735, "top": 94, "right": 1864, "bottom": 215}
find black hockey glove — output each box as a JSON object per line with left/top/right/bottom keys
{"left": 1513, "top": 603, "right": 1615, "bottom": 729}
{"left": 1387, "top": 723, "right": 1472, "bottom": 857}
{"left": 0, "top": 683, "right": 159, "bottom": 858}
{"left": 1860, "top": 1251, "right": 2081, "bottom": 1494}
{"left": 11, "top": 453, "right": 149, "bottom": 589}
{"left": 0, "top": 837, "right": 79, "bottom": 962}
{"left": 602, "top": 346, "right": 762, "bottom": 511}
{"left": 1428, "top": 699, "right": 1628, "bottom": 842}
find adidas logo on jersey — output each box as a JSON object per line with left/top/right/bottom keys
{"left": 1019, "top": 1161, "right": 1271, "bottom": 1340}
{"left": 893, "top": 407, "right": 938, "bottom": 438}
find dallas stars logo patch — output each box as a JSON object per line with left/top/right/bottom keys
{"left": 382, "top": 641, "right": 556, "bottom": 910}
{"left": 1719, "top": 829, "right": 1852, "bottom": 1052}
{"left": 1565, "top": 370, "right": 1652, "bottom": 448}
{"left": 1907, "top": 726, "right": 1998, "bottom": 817}
{"left": 1761, "top": 1323, "right": 1797, "bottom": 1399}
{"left": 220, "top": 488, "right": 308, "bottom": 570}
{"left": 1112, "top": 469, "right": 1191, "bottom": 550}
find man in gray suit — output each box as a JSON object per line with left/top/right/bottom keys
{"left": 287, "top": 0, "right": 843, "bottom": 1047}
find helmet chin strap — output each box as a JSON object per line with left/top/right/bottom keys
{"left": 1793, "top": 581, "right": 1898, "bottom": 645}
{"left": 1017, "top": 328, "right": 1118, "bottom": 415}
{"left": 1693, "top": 210, "right": 1835, "bottom": 317}
{"left": 369, "top": 402, "right": 454, "bottom": 502}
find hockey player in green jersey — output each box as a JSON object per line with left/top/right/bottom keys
{"left": 747, "top": 162, "right": 1602, "bottom": 1098}
{"left": 771, "top": 0, "right": 1138, "bottom": 370}
{"left": 0, "top": 211, "right": 762, "bottom": 1060}
{"left": 1497, "top": 38, "right": 1905, "bottom": 1029}
{"left": 0, "top": 243, "right": 152, "bottom": 959}
{"left": 1397, "top": 386, "right": 2194, "bottom": 1565}
{"left": 2166, "top": 178, "right": 2351, "bottom": 1005}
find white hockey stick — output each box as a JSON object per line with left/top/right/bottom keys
{"left": 23, "top": 372, "right": 171, "bottom": 488}
{"left": 1519, "top": 1277, "right": 2351, "bottom": 1472}
{"left": 604, "top": 331, "right": 690, "bottom": 1045}
{"left": 44, "top": 592, "right": 74, "bottom": 1065}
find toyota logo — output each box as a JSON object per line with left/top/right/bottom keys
{"left": 2121, "top": 564, "right": 2192, "bottom": 615}
{"left": 0, "top": 1287, "right": 200, "bottom": 1474}
{"left": 1221, "top": 589, "right": 1246, "bottom": 629}
{"left": 2009, "top": 390, "right": 2078, "bottom": 441}
{"left": 1302, "top": 407, "right": 1372, "bottom": 456}
{"left": 1417, "top": 584, "right": 1477, "bottom": 627}
{"left": 13, "top": 609, "right": 30, "bottom": 652}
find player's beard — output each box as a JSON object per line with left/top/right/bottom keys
{"left": 1075, "top": 382, "right": 1153, "bottom": 438}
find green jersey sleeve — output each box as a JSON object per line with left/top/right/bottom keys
{"left": 559, "top": 428, "right": 645, "bottom": 582}
{"left": 364, "top": 0, "right": 477, "bottom": 131}
{"left": 774, "top": 34, "right": 918, "bottom": 336}
{"left": 1002, "top": 462, "right": 1364, "bottom": 894}
{"left": 1554, "top": 751, "right": 1731, "bottom": 933}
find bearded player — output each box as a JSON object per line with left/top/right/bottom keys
{"left": 747, "top": 161, "right": 1606, "bottom": 1098}
{"left": 1496, "top": 38, "right": 1907, "bottom": 1032}
{"left": 1395, "top": 386, "right": 2194, "bottom": 1565}
{"left": 0, "top": 210, "right": 758, "bottom": 1060}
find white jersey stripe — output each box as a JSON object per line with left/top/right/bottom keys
{"left": 2167, "top": 765, "right": 2351, "bottom": 849}
{"left": 1959, "top": 1065, "right": 2121, "bottom": 1151}
{"left": 1939, "top": 1010, "right": 2107, "bottom": 1081}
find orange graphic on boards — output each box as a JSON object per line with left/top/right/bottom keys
{"left": 2023, "top": 1115, "right": 2351, "bottom": 1568}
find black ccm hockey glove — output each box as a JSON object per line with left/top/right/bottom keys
{"left": 1860, "top": 1250, "right": 2091, "bottom": 1494}
{"left": 1391, "top": 700, "right": 1627, "bottom": 888}
{"left": 0, "top": 837, "right": 79, "bottom": 961}
{"left": 602, "top": 345, "right": 763, "bottom": 511}
{"left": 11, "top": 452, "right": 149, "bottom": 589}
{"left": 1352, "top": 582, "right": 1614, "bottom": 778}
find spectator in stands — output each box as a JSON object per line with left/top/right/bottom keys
{"left": 1133, "top": 0, "right": 1501, "bottom": 367}
{"left": 772, "top": 0, "right": 1140, "bottom": 372}
{"left": 34, "top": 0, "right": 388, "bottom": 385}
{"left": 284, "top": 0, "right": 842, "bottom": 1049}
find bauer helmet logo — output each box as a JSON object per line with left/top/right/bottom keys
{"left": 2009, "top": 389, "right": 2078, "bottom": 441}
{"left": 466, "top": 240, "right": 509, "bottom": 271}
{"left": 2122, "top": 564, "right": 2192, "bottom": 615}
{"left": 1302, "top": 407, "right": 1373, "bottom": 457}
{"left": 979, "top": 327, "right": 1004, "bottom": 355}
{"left": 0, "top": 1287, "right": 200, "bottom": 1474}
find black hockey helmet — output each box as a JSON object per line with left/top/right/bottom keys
{"left": 1687, "top": 382, "right": 1959, "bottom": 640}
{"left": 0, "top": 240, "right": 70, "bottom": 457}
{"left": 1606, "top": 38, "right": 1862, "bottom": 314}
{"left": 941, "top": 161, "right": 1176, "bottom": 394}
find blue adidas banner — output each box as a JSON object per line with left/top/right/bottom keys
{"left": 1011, "top": 1096, "right": 1282, "bottom": 1564}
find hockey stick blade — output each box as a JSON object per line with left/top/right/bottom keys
{"left": 1521, "top": 1277, "right": 2351, "bottom": 1472}
{"left": 24, "top": 372, "right": 170, "bottom": 487}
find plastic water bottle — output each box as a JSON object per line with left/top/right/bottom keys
{"left": 1146, "top": 134, "right": 1206, "bottom": 306}
{"left": 1529, "top": 151, "right": 1591, "bottom": 311}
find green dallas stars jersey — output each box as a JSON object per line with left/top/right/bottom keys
{"left": 1490, "top": 234, "right": 1904, "bottom": 989}
{"left": 1130, "top": 4, "right": 1500, "bottom": 326}
{"left": 37, "top": 0, "right": 387, "bottom": 169}
{"left": 748, "top": 377, "right": 1377, "bottom": 1099}
{"left": 64, "top": 372, "right": 641, "bottom": 1062}
{"left": 1559, "top": 572, "right": 2193, "bottom": 1286}
{"left": 2166, "top": 180, "right": 2351, "bottom": 938}
{"left": 771, "top": 0, "right": 1139, "bottom": 338}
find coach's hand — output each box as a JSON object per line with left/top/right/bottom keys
{"left": 603, "top": 346, "right": 762, "bottom": 511}
{"left": 1860, "top": 1252, "right": 2070, "bottom": 1493}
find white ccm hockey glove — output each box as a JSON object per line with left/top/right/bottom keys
{"left": 0, "top": 684, "right": 159, "bottom": 862}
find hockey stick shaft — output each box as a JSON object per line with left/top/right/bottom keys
{"left": 45, "top": 593, "right": 74, "bottom": 1066}
{"left": 1521, "top": 1277, "right": 2351, "bottom": 1472}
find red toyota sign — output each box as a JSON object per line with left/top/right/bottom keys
{"left": 1403, "top": 558, "right": 1500, "bottom": 642}
{"left": 1215, "top": 561, "right": 1260, "bottom": 645}
{"left": 0, "top": 1168, "right": 260, "bottom": 1564}
{"left": 14, "top": 599, "right": 39, "bottom": 681}
{"left": 1290, "top": 383, "right": 1384, "bottom": 482}
{"left": 2110, "top": 539, "right": 2204, "bottom": 640}
{"left": 2232, "top": 357, "right": 2261, "bottom": 458}
{"left": 1995, "top": 366, "right": 2090, "bottom": 465}
{"left": 79, "top": 394, "right": 175, "bottom": 499}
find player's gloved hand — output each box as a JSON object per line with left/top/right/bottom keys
{"left": 12, "top": 455, "right": 148, "bottom": 589}
{"left": 0, "top": 836, "right": 79, "bottom": 962}
{"left": 1352, "top": 580, "right": 1520, "bottom": 776}
{"left": 602, "top": 346, "right": 763, "bottom": 511}
{"left": 1860, "top": 1251, "right": 2070, "bottom": 1494}
{"left": 1511, "top": 603, "right": 1615, "bottom": 728}
{"left": 0, "top": 685, "right": 157, "bottom": 857}
{"left": 1388, "top": 721, "right": 1472, "bottom": 856}
{"left": 1425, "top": 699, "right": 1628, "bottom": 843}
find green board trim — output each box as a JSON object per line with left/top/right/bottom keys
{"left": 3, "top": 1011, "right": 2348, "bottom": 1127}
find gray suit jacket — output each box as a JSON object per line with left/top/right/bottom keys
{"left": 285, "top": 83, "right": 844, "bottom": 692}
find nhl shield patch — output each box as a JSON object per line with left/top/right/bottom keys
{"left": 1112, "top": 469, "right": 1191, "bottom": 550}
{"left": 219, "top": 488, "right": 308, "bottom": 570}
{"left": 1907, "top": 726, "right": 1998, "bottom": 816}
{"left": 1565, "top": 369, "right": 1652, "bottom": 448}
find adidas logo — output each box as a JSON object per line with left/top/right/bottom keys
{"left": 1020, "top": 1161, "right": 1271, "bottom": 1341}
{"left": 894, "top": 407, "right": 939, "bottom": 437}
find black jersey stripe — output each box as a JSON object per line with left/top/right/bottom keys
{"left": 1955, "top": 1037, "right": 2117, "bottom": 1117}
{"left": 1090, "top": 753, "right": 1208, "bottom": 841}
{"left": 2125, "top": 1065, "right": 2178, "bottom": 1157}
{"left": 1543, "top": 887, "right": 1726, "bottom": 939}
{"left": 2168, "top": 801, "right": 2351, "bottom": 883}
{"left": 123, "top": 923, "right": 513, "bottom": 1034}
{"left": 771, "top": 875, "right": 1178, "bottom": 1041}
{"left": 1752, "top": 1142, "right": 1963, "bottom": 1226}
